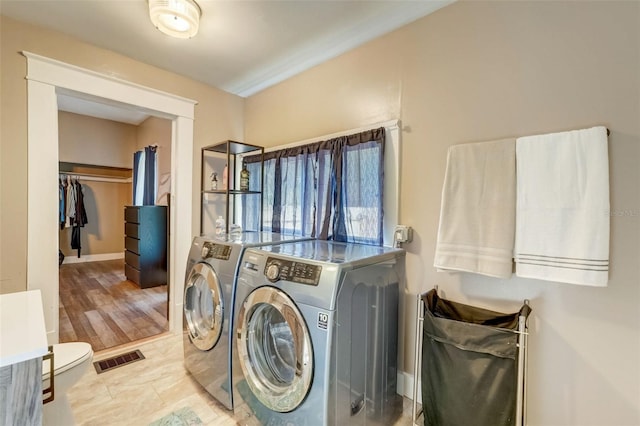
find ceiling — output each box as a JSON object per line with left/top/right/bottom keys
{"left": 1, "top": 0, "right": 452, "bottom": 123}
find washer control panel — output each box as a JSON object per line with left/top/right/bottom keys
{"left": 202, "top": 242, "right": 231, "bottom": 261}
{"left": 264, "top": 257, "right": 322, "bottom": 286}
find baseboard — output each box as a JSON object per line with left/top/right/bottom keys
{"left": 397, "top": 370, "right": 421, "bottom": 402}
{"left": 62, "top": 252, "right": 124, "bottom": 264}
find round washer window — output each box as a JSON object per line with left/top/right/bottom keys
{"left": 237, "top": 287, "right": 313, "bottom": 412}
{"left": 183, "top": 263, "right": 224, "bottom": 351}
{"left": 248, "top": 304, "right": 297, "bottom": 387}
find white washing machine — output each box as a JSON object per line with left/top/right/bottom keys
{"left": 183, "top": 232, "right": 312, "bottom": 410}
{"left": 232, "top": 240, "right": 405, "bottom": 425}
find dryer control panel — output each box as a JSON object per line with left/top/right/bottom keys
{"left": 202, "top": 242, "right": 232, "bottom": 261}
{"left": 265, "top": 257, "right": 322, "bottom": 286}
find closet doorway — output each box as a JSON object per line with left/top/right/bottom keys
{"left": 25, "top": 52, "right": 195, "bottom": 346}
{"left": 57, "top": 109, "right": 172, "bottom": 351}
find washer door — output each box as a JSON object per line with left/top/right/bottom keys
{"left": 184, "top": 263, "right": 224, "bottom": 351}
{"left": 236, "top": 286, "right": 313, "bottom": 413}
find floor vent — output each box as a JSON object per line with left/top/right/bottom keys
{"left": 93, "top": 349, "right": 145, "bottom": 374}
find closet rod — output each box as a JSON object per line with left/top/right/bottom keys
{"left": 60, "top": 173, "right": 132, "bottom": 184}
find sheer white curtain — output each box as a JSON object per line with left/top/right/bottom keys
{"left": 133, "top": 150, "right": 145, "bottom": 206}
{"left": 132, "top": 146, "right": 158, "bottom": 206}
{"left": 245, "top": 128, "right": 385, "bottom": 245}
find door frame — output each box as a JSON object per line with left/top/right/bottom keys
{"left": 24, "top": 51, "right": 196, "bottom": 343}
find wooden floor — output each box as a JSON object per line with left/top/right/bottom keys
{"left": 59, "top": 259, "right": 168, "bottom": 352}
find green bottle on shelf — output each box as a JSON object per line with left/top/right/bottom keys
{"left": 240, "top": 164, "right": 250, "bottom": 191}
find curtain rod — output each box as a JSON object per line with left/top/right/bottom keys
{"left": 251, "top": 119, "right": 400, "bottom": 155}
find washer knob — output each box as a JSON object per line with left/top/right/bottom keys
{"left": 201, "top": 245, "right": 210, "bottom": 259}
{"left": 266, "top": 263, "right": 280, "bottom": 282}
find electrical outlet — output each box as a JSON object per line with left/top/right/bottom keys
{"left": 394, "top": 225, "right": 413, "bottom": 243}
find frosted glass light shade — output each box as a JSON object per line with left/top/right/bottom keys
{"left": 149, "top": 0, "right": 201, "bottom": 39}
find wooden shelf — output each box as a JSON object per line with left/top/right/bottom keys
{"left": 59, "top": 161, "right": 133, "bottom": 183}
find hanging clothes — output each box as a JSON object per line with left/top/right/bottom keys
{"left": 66, "top": 176, "right": 76, "bottom": 228}
{"left": 59, "top": 177, "right": 66, "bottom": 230}
{"left": 69, "top": 179, "right": 88, "bottom": 258}
{"left": 74, "top": 179, "right": 88, "bottom": 227}
{"left": 70, "top": 225, "right": 81, "bottom": 255}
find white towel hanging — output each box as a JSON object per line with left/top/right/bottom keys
{"left": 434, "top": 138, "right": 516, "bottom": 279}
{"left": 514, "top": 126, "right": 610, "bottom": 286}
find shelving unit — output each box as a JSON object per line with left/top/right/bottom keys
{"left": 200, "top": 140, "right": 264, "bottom": 235}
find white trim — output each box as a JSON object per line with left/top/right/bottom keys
{"left": 61, "top": 252, "right": 124, "bottom": 264}
{"left": 170, "top": 116, "right": 194, "bottom": 332}
{"left": 27, "top": 79, "right": 60, "bottom": 342}
{"left": 23, "top": 52, "right": 196, "bottom": 119}
{"left": 24, "top": 52, "right": 195, "bottom": 344}
{"left": 397, "top": 370, "right": 421, "bottom": 401}
{"left": 383, "top": 121, "right": 401, "bottom": 247}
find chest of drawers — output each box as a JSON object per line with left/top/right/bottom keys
{"left": 124, "top": 206, "right": 167, "bottom": 288}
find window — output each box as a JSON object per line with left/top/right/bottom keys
{"left": 244, "top": 127, "right": 388, "bottom": 245}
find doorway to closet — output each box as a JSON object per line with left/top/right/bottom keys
{"left": 25, "top": 51, "right": 195, "bottom": 347}
{"left": 57, "top": 110, "right": 172, "bottom": 351}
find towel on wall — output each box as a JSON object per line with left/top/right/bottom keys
{"left": 514, "top": 126, "right": 610, "bottom": 286}
{"left": 434, "top": 139, "right": 516, "bottom": 279}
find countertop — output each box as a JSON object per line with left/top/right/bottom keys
{"left": 0, "top": 290, "right": 48, "bottom": 367}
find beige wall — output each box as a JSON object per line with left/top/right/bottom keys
{"left": 58, "top": 111, "right": 138, "bottom": 168}
{"left": 0, "top": 15, "right": 244, "bottom": 293}
{"left": 58, "top": 112, "right": 136, "bottom": 256}
{"left": 245, "top": 2, "right": 640, "bottom": 425}
{"left": 59, "top": 180, "right": 130, "bottom": 257}
{"left": 1, "top": 2, "right": 638, "bottom": 423}
{"left": 137, "top": 117, "right": 172, "bottom": 206}
{"left": 58, "top": 113, "right": 173, "bottom": 256}
{"left": 137, "top": 117, "right": 172, "bottom": 168}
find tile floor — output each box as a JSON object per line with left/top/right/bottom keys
{"left": 68, "top": 332, "right": 417, "bottom": 426}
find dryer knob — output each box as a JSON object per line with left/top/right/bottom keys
{"left": 201, "top": 246, "right": 210, "bottom": 258}
{"left": 266, "top": 264, "right": 280, "bottom": 282}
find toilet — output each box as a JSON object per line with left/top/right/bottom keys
{"left": 42, "top": 342, "right": 93, "bottom": 426}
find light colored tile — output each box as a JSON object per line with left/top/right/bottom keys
{"left": 79, "top": 383, "right": 165, "bottom": 425}
{"left": 154, "top": 373, "right": 204, "bottom": 404}
{"left": 67, "top": 379, "right": 111, "bottom": 415}
{"left": 69, "top": 332, "right": 415, "bottom": 425}
{"left": 142, "top": 393, "right": 233, "bottom": 426}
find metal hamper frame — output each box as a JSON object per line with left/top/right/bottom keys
{"left": 411, "top": 288, "right": 530, "bottom": 426}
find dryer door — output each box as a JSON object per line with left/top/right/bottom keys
{"left": 237, "top": 286, "right": 313, "bottom": 413}
{"left": 184, "top": 263, "right": 224, "bottom": 351}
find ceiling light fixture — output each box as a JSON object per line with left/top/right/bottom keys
{"left": 148, "top": 0, "right": 202, "bottom": 39}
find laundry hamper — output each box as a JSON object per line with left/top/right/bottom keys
{"left": 412, "top": 289, "right": 531, "bottom": 426}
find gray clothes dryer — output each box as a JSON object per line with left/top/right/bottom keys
{"left": 232, "top": 240, "right": 405, "bottom": 425}
{"left": 182, "top": 233, "right": 312, "bottom": 410}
